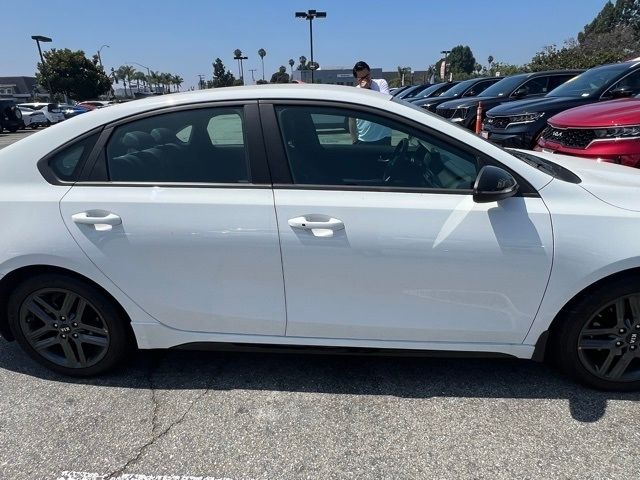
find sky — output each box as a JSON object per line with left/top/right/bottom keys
{"left": 1, "top": 0, "right": 610, "bottom": 89}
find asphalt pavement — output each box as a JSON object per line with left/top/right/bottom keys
{"left": 0, "top": 131, "right": 639, "bottom": 479}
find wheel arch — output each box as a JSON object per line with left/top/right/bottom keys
{"left": 0, "top": 264, "right": 134, "bottom": 342}
{"left": 534, "top": 266, "right": 640, "bottom": 362}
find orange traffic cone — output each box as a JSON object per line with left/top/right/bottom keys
{"left": 475, "top": 101, "right": 483, "bottom": 134}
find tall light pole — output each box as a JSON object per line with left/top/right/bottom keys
{"left": 31, "top": 35, "right": 53, "bottom": 100}
{"left": 97, "top": 44, "right": 109, "bottom": 68}
{"left": 295, "top": 9, "right": 326, "bottom": 83}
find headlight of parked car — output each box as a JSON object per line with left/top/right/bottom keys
{"left": 452, "top": 107, "right": 470, "bottom": 121}
{"left": 594, "top": 125, "right": 640, "bottom": 139}
{"left": 509, "top": 112, "right": 544, "bottom": 124}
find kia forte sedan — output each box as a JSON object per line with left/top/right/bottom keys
{"left": 1, "top": 85, "right": 640, "bottom": 390}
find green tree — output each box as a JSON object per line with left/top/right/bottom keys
{"left": 212, "top": 58, "right": 236, "bottom": 87}
{"left": 447, "top": 45, "right": 477, "bottom": 75}
{"left": 35, "top": 48, "right": 111, "bottom": 100}
{"left": 172, "top": 74, "right": 184, "bottom": 92}
{"left": 258, "top": 48, "right": 267, "bottom": 81}
{"left": 132, "top": 71, "right": 146, "bottom": 93}
{"left": 270, "top": 66, "right": 290, "bottom": 83}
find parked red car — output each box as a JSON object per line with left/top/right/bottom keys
{"left": 536, "top": 96, "right": 640, "bottom": 168}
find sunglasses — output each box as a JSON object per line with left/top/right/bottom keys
{"left": 356, "top": 73, "right": 371, "bottom": 82}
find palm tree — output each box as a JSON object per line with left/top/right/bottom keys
{"left": 258, "top": 48, "right": 266, "bottom": 81}
{"left": 116, "top": 65, "right": 136, "bottom": 97}
{"left": 148, "top": 71, "right": 159, "bottom": 93}
{"left": 172, "top": 74, "right": 184, "bottom": 92}
{"left": 233, "top": 49, "right": 243, "bottom": 81}
{"left": 133, "top": 71, "right": 146, "bottom": 93}
{"left": 288, "top": 58, "right": 295, "bottom": 80}
{"left": 488, "top": 55, "right": 494, "bottom": 70}
{"left": 160, "top": 73, "right": 172, "bottom": 93}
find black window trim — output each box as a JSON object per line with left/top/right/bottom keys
{"left": 600, "top": 66, "right": 640, "bottom": 99}
{"left": 37, "top": 127, "right": 104, "bottom": 185}
{"left": 77, "top": 100, "right": 272, "bottom": 187}
{"left": 258, "top": 99, "right": 539, "bottom": 197}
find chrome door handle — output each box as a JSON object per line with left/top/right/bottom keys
{"left": 288, "top": 216, "right": 344, "bottom": 237}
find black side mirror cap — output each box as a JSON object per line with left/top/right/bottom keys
{"left": 607, "top": 88, "right": 634, "bottom": 99}
{"left": 473, "top": 165, "right": 519, "bottom": 203}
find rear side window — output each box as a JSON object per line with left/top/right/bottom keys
{"left": 45, "top": 134, "right": 99, "bottom": 182}
{"left": 105, "top": 107, "right": 250, "bottom": 183}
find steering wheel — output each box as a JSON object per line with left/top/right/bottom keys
{"left": 383, "top": 138, "right": 410, "bottom": 184}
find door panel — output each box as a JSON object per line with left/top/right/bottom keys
{"left": 276, "top": 189, "right": 552, "bottom": 343}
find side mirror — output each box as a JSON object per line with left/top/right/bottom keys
{"left": 607, "top": 87, "right": 634, "bottom": 99}
{"left": 513, "top": 87, "right": 528, "bottom": 98}
{"left": 473, "top": 165, "right": 519, "bottom": 203}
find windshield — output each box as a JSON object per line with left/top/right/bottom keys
{"left": 479, "top": 75, "right": 528, "bottom": 97}
{"left": 413, "top": 83, "right": 447, "bottom": 99}
{"left": 439, "top": 79, "right": 480, "bottom": 98}
{"left": 547, "top": 63, "right": 630, "bottom": 98}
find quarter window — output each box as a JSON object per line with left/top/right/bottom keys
{"left": 105, "top": 108, "right": 250, "bottom": 183}
{"left": 46, "top": 134, "right": 98, "bottom": 181}
{"left": 276, "top": 106, "right": 478, "bottom": 190}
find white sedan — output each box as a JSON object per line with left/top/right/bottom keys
{"left": 18, "top": 107, "right": 47, "bottom": 129}
{"left": 1, "top": 85, "right": 639, "bottom": 390}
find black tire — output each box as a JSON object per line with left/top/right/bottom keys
{"left": 7, "top": 273, "right": 133, "bottom": 376}
{"left": 552, "top": 277, "right": 640, "bottom": 391}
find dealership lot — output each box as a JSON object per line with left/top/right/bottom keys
{"left": 1, "top": 123, "right": 640, "bottom": 480}
{"left": 0, "top": 129, "right": 36, "bottom": 149}
{"left": 0, "top": 339, "right": 639, "bottom": 479}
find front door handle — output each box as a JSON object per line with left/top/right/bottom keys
{"left": 72, "top": 211, "right": 122, "bottom": 231}
{"left": 288, "top": 215, "right": 344, "bottom": 238}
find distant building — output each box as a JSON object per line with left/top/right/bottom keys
{"left": 0, "top": 76, "right": 49, "bottom": 101}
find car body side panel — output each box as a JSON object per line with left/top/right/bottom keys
{"left": 525, "top": 179, "right": 640, "bottom": 344}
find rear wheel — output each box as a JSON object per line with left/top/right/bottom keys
{"left": 553, "top": 278, "right": 640, "bottom": 391}
{"left": 8, "top": 274, "right": 133, "bottom": 376}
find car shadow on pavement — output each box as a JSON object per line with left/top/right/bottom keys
{"left": 1, "top": 339, "right": 637, "bottom": 423}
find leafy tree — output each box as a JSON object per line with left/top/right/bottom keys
{"left": 258, "top": 48, "right": 267, "bottom": 81}
{"left": 270, "top": 66, "right": 290, "bottom": 83}
{"left": 211, "top": 58, "right": 236, "bottom": 87}
{"left": 36, "top": 48, "right": 112, "bottom": 100}
{"left": 487, "top": 55, "right": 494, "bottom": 68}
{"left": 447, "top": 45, "right": 477, "bottom": 75}
{"left": 297, "top": 56, "right": 308, "bottom": 70}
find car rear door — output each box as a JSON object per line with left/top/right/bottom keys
{"left": 60, "top": 102, "right": 286, "bottom": 335}
{"left": 261, "top": 101, "right": 553, "bottom": 344}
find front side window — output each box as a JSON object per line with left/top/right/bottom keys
{"left": 276, "top": 106, "right": 478, "bottom": 190}
{"left": 106, "top": 107, "right": 250, "bottom": 183}
{"left": 518, "top": 77, "right": 549, "bottom": 96}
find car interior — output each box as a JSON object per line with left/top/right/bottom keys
{"left": 106, "top": 109, "right": 250, "bottom": 183}
{"left": 276, "top": 106, "right": 478, "bottom": 190}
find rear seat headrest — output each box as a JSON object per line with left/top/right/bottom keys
{"left": 150, "top": 127, "right": 175, "bottom": 144}
{"left": 122, "top": 131, "right": 155, "bottom": 150}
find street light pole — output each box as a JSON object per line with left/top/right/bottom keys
{"left": 233, "top": 52, "right": 248, "bottom": 85}
{"left": 97, "top": 44, "right": 110, "bottom": 68}
{"left": 31, "top": 35, "right": 53, "bottom": 100}
{"left": 295, "top": 9, "right": 326, "bottom": 83}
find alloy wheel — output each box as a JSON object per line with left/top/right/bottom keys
{"left": 578, "top": 294, "right": 640, "bottom": 382}
{"left": 18, "top": 288, "right": 110, "bottom": 369}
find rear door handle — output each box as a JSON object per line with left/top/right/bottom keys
{"left": 288, "top": 216, "right": 344, "bottom": 237}
{"left": 72, "top": 211, "right": 122, "bottom": 231}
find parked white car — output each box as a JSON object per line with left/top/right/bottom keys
{"left": 17, "top": 102, "right": 65, "bottom": 125}
{"left": 18, "top": 107, "right": 47, "bottom": 129}
{"left": 1, "top": 85, "right": 640, "bottom": 390}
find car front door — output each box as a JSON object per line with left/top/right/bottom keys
{"left": 60, "top": 103, "right": 286, "bottom": 335}
{"left": 263, "top": 103, "right": 553, "bottom": 344}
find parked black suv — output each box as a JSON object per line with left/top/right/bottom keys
{"left": 435, "top": 70, "right": 582, "bottom": 131}
{"left": 482, "top": 61, "right": 640, "bottom": 148}
{"left": 411, "top": 77, "right": 503, "bottom": 112}
{"left": 0, "top": 99, "right": 23, "bottom": 133}
{"left": 408, "top": 81, "right": 460, "bottom": 102}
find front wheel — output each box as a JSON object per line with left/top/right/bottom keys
{"left": 8, "top": 274, "right": 133, "bottom": 376}
{"left": 553, "top": 278, "right": 640, "bottom": 391}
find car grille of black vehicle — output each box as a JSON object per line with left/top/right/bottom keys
{"left": 542, "top": 126, "right": 596, "bottom": 149}
{"left": 484, "top": 116, "right": 510, "bottom": 129}
{"left": 437, "top": 108, "right": 456, "bottom": 119}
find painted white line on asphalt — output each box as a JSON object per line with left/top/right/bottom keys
{"left": 58, "top": 472, "right": 240, "bottom": 480}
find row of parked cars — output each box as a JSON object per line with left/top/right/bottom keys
{"left": 0, "top": 100, "right": 113, "bottom": 134}
{"left": 396, "top": 59, "right": 640, "bottom": 169}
